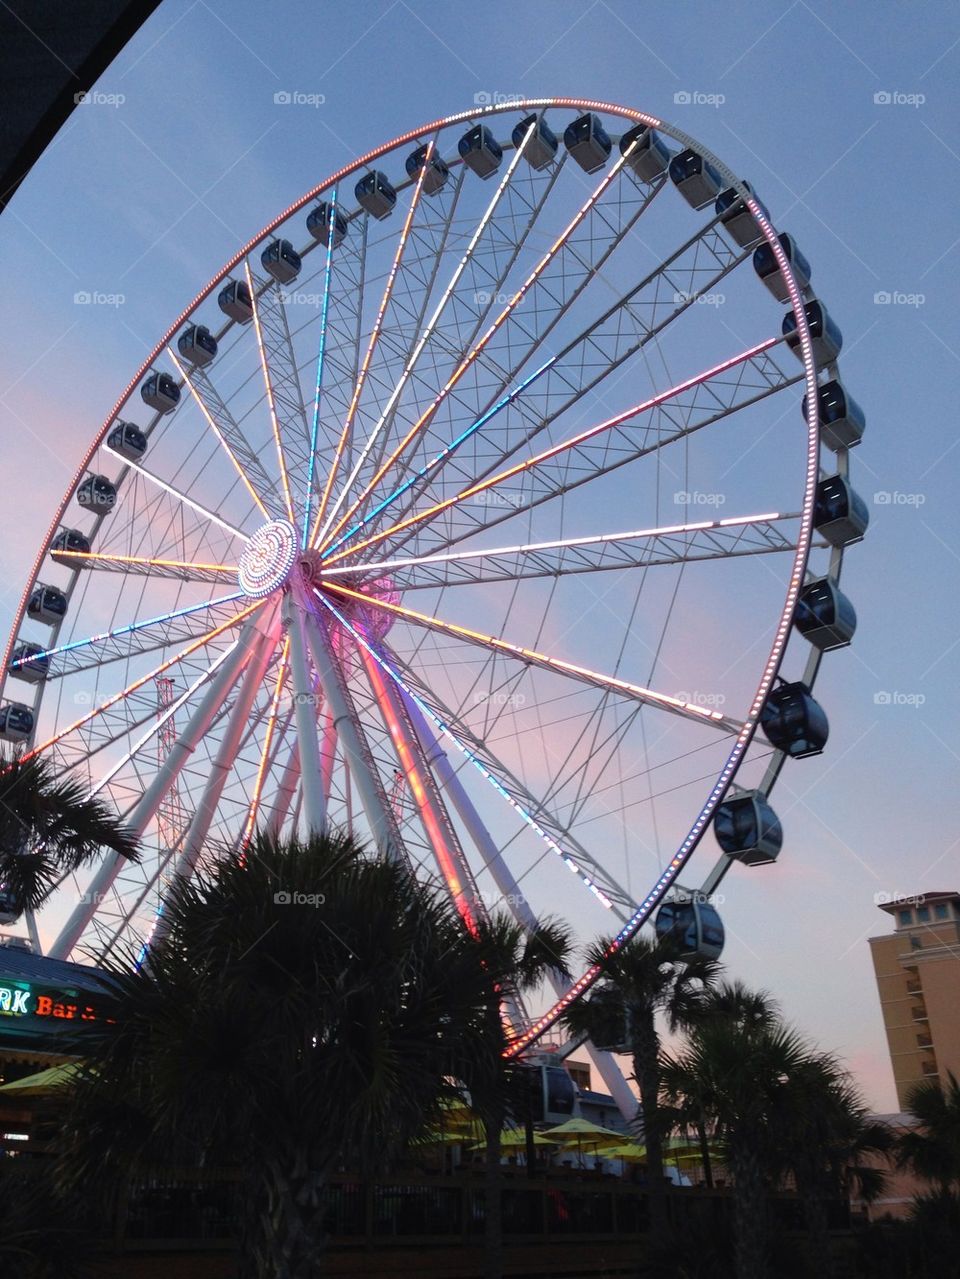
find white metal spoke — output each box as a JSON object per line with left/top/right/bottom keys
{"left": 103, "top": 443, "right": 251, "bottom": 543}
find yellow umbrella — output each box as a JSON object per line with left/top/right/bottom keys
{"left": 499, "top": 1128, "right": 553, "bottom": 1148}
{"left": 540, "top": 1117, "right": 627, "bottom": 1167}
{"left": 604, "top": 1142, "right": 647, "bottom": 1163}
{"left": 0, "top": 1062, "right": 83, "bottom": 1096}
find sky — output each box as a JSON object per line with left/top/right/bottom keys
{"left": 0, "top": 0, "right": 958, "bottom": 1112}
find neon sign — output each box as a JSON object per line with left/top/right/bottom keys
{"left": 0, "top": 982, "right": 100, "bottom": 1023}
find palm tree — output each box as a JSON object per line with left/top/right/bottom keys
{"left": 459, "top": 912, "right": 573, "bottom": 1279}
{"left": 57, "top": 830, "right": 494, "bottom": 1278}
{"left": 661, "top": 990, "right": 815, "bottom": 1279}
{"left": 777, "top": 1055, "right": 892, "bottom": 1278}
{"left": 563, "top": 933, "right": 719, "bottom": 1240}
{"left": 0, "top": 751, "right": 138, "bottom": 915}
{"left": 898, "top": 1071, "right": 960, "bottom": 1198}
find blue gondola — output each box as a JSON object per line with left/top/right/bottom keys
{"left": 511, "top": 113, "right": 558, "bottom": 170}
{"left": 107, "top": 421, "right": 147, "bottom": 461}
{"left": 803, "top": 379, "right": 865, "bottom": 452}
{"left": 564, "top": 113, "right": 611, "bottom": 174}
{"left": 655, "top": 894, "right": 725, "bottom": 960}
{"left": 458, "top": 124, "right": 503, "bottom": 179}
{"left": 405, "top": 144, "right": 449, "bottom": 195}
{"left": 50, "top": 529, "right": 91, "bottom": 563}
{"left": 0, "top": 703, "right": 33, "bottom": 743}
{"left": 761, "top": 681, "right": 828, "bottom": 758}
{"left": 218, "top": 279, "right": 254, "bottom": 324}
{"left": 715, "top": 180, "right": 769, "bottom": 248}
{"left": 795, "top": 578, "right": 857, "bottom": 651}
{"left": 753, "top": 232, "right": 811, "bottom": 303}
{"left": 815, "top": 476, "right": 869, "bottom": 550}
{"left": 669, "top": 148, "right": 723, "bottom": 209}
{"left": 783, "top": 300, "right": 843, "bottom": 365}
{"left": 261, "top": 239, "right": 302, "bottom": 285}
{"left": 714, "top": 791, "right": 783, "bottom": 866}
{"left": 77, "top": 475, "right": 117, "bottom": 513}
{"left": 177, "top": 324, "right": 218, "bottom": 367}
{"left": 355, "top": 171, "right": 397, "bottom": 220}
{"left": 141, "top": 372, "right": 180, "bottom": 414}
{"left": 27, "top": 584, "right": 67, "bottom": 625}
{"left": 619, "top": 123, "right": 671, "bottom": 182}
{"left": 10, "top": 643, "right": 49, "bottom": 684}
{"left": 306, "top": 201, "right": 348, "bottom": 246}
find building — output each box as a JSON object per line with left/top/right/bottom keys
{"left": 868, "top": 890, "right": 960, "bottom": 1110}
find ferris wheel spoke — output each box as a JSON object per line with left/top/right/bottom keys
{"left": 323, "top": 121, "right": 562, "bottom": 543}
{"left": 48, "top": 549, "right": 238, "bottom": 585}
{"left": 328, "top": 583, "right": 741, "bottom": 734}
{"left": 162, "top": 607, "right": 281, "bottom": 902}
{"left": 102, "top": 443, "right": 252, "bottom": 544}
{"left": 22, "top": 601, "right": 262, "bottom": 765}
{"left": 302, "top": 186, "right": 341, "bottom": 548}
{"left": 245, "top": 260, "right": 303, "bottom": 525}
{"left": 49, "top": 614, "right": 265, "bottom": 959}
{"left": 326, "top": 337, "right": 786, "bottom": 566}
{"left": 332, "top": 207, "right": 743, "bottom": 554}
{"left": 319, "top": 146, "right": 654, "bottom": 553}
{"left": 310, "top": 138, "right": 447, "bottom": 549}
{"left": 317, "top": 601, "right": 636, "bottom": 915}
{"left": 322, "top": 513, "right": 798, "bottom": 592}
{"left": 168, "top": 348, "right": 285, "bottom": 521}
{"left": 19, "top": 590, "right": 248, "bottom": 680}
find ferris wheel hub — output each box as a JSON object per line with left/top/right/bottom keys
{"left": 238, "top": 520, "right": 298, "bottom": 598}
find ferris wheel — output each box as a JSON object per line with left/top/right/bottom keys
{"left": 0, "top": 99, "right": 866, "bottom": 1098}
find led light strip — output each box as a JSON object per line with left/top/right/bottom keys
{"left": 318, "top": 144, "right": 635, "bottom": 553}
{"left": 316, "top": 589, "right": 614, "bottom": 910}
{"left": 324, "top": 337, "right": 780, "bottom": 566}
{"left": 246, "top": 258, "right": 296, "bottom": 524}
{"left": 53, "top": 549, "right": 238, "bottom": 575}
{"left": 10, "top": 591, "right": 247, "bottom": 667}
{"left": 303, "top": 187, "right": 339, "bottom": 548}
{"left": 103, "top": 446, "right": 251, "bottom": 543}
{"left": 310, "top": 145, "right": 436, "bottom": 549}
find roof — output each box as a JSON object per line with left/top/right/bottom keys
{"left": 0, "top": 947, "right": 110, "bottom": 996}
{"left": 877, "top": 891, "right": 959, "bottom": 915}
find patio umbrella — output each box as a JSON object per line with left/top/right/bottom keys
{"left": 603, "top": 1141, "right": 647, "bottom": 1163}
{"left": 0, "top": 1062, "right": 82, "bottom": 1096}
{"left": 540, "top": 1117, "right": 627, "bottom": 1166}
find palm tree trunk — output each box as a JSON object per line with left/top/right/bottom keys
{"left": 729, "top": 1142, "right": 769, "bottom": 1279}
{"left": 484, "top": 1101, "right": 506, "bottom": 1279}
{"left": 800, "top": 1180, "right": 834, "bottom": 1279}
{"left": 242, "top": 1154, "right": 329, "bottom": 1279}
{"left": 631, "top": 1009, "right": 668, "bottom": 1241}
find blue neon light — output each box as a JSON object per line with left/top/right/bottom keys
{"left": 10, "top": 592, "right": 247, "bottom": 667}
{"left": 321, "top": 354, "right": 559, "bottom": 558}
{"left": 303, "top": 187, "right": 338, "bottom": 549}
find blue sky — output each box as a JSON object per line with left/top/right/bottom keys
{"left": 1, "top": 0, "right": 958, "bottom": 1110}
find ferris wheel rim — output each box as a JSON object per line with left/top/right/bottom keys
{"left": 1, "top": 100, "right": 834, "bottom": 1059}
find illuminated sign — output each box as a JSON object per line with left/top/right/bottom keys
{"left": 0, "top": 981, "right": 101, "bottom": 1025}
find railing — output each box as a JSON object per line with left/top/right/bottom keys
{"left": 112, "top": 1170, "right": 844, "bottom": 1253}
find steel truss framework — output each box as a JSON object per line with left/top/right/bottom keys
{"left": 0, "top": 99, "right": 860, "bottom": 1109}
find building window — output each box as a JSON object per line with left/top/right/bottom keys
{"left": 934, "top": 903, "right": 948, "bottom": 920}
{"left": 911, "top": 935, "right": 923, "bottom": 949}
{"left": 917, "top": 906, "right": 931, "bottom": 922}
{"left": 898, "top": 909, "right": 913, "bottom": 926}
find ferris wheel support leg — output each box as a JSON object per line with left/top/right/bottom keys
{"left": 298, "top": 590, "right": 401, "bottom": 864}
{"left": 360, "top": 646, "right": 483, "bottom": 928}
{"left": 49, "top": 615, "right": 263, "bottom": 960}
{"left": 267, "top": 742, "right": 300, "bottom": 837}
{"left": 163, "top": 603, "right": 281, "bottom": 893}
{"left": 399, "top": 687, "right": 637, "bottom": 1120}
{"left": 283, "top": 591, "right": 328, "bottom": 835}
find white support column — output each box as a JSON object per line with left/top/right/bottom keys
{"left": 283, "top": 590, "right": 328, "bottom": 834}
{"left": 166, "top": 603, "right": 280, "bottom": 887}
{"left": 402, "top": 687, "right": 638, "bottom": 1121}
{"left": 49, "top": 617, "right": 260, "bottom": 959}
{"left": 297, "top": 586, "right": 399, "bottom": 861}
{"left": 267, "top": 741, "right": 300, "bottom": 837}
